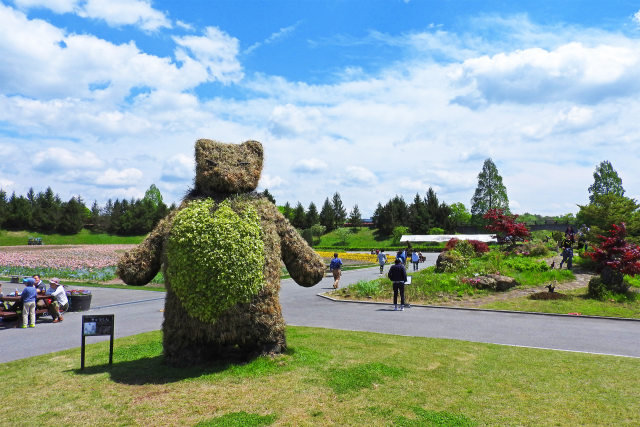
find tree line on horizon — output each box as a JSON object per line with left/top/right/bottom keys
{"left": 1, "top": 159, "right": 635, "bottom": 240}
{"left": 0, "top": 184, "right": 174, "bottom": 236}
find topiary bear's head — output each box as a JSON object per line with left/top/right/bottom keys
{"left": 194, "top": 139, "right": 263, "bottom": 195}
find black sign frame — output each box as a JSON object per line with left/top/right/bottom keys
{"left": 81, "top": 314, "right": 114, "bottom": 369}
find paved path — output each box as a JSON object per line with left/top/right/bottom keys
{"left": 2, "top": 254, "right": 639, "bottom": 363}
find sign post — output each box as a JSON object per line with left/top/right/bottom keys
{"left": 81, "top": 314, "right": 114, "bottom": 370}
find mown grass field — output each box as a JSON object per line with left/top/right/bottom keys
{"left": 0, "top": 229, "right": 146, "bottom": 246}
{"left": 315, "top": 227, "right": 445, "bottom": 251}
{"left": 1, "top": 326, "right": 638, "bottom": 426}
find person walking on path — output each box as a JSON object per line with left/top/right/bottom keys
{"left": 411, "top": 251, "right": 420, "bottom": 271}
{"left": 48, "top": 278, "right": 68, "bottom": 323}
{"left": 559, "top": 237, "right": 573, "bottom": 270}
{"left": 21, "top": 278, "right": 37, "bottom": 328}
{"left": 329, "top": 253, "right": 343, "bottom": 289}
{"left": 377, "top": 250, "right": 387, "bottom": 274}
{"left": 388, "top": 258, "right": 407, "bottom": 311}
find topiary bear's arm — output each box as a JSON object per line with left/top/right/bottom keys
{"left": 117, "top": 212, "right": 175, "bottom": 286}
{"left": 271, "top": 205, "right": 325, "bottom": 287}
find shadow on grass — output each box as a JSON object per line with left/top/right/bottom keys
{"left": 70, "top": 346, "right": 313, "bottom": 385}
{"left": 71, "top": 355, "right": 234, "bottom": 385}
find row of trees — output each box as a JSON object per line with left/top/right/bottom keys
{"left": 0, "top": 185, "right": 173, "bottom": 236}
{"left": 372, "top": 188, "right": 454, "bottom": 235}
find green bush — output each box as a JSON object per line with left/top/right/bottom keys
{"left": 435, "top": 250, "right": 469, "bottom": 273}
{"left": 502, "top": 257, "right": 550, "bottom": 272}
{"left": 349, "top": 279, "right": 387, "bottom": 298}
{"left": 588, "top": 276, "right": 608, "bottom": 300}
{"left": 455, "top": 240, "right": 475, "bottom": 258}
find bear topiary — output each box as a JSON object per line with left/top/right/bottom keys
{"left": 117, "top": 139, "right": 325, "bottom": 366}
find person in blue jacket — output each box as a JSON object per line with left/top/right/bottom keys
{"left": 329, "top": 253, "right": 343, "bottom": 289}
{"left": 21, "top": 278, "right": 37, "bottom": 328}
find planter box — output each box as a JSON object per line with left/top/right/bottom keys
{"left": 68, "top": 294, "right": 92, "bottom": 312}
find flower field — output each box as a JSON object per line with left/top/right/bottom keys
{"left": 316, "top": 251, "right": 378, "bottom": 263}
{"left": 0, "top": 245, "right": 378, "bottom": 282}
{"left": 0, "top": 245, "right": 134, "bottom": 281}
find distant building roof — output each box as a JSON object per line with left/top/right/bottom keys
{"left": 400, "top": 234, "right": 497, "bottom": 243}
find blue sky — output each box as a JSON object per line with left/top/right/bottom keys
{"left": 2, "top": 0, "right": 640, "bottom": 216}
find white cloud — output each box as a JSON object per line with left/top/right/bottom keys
{"left": 292, "top": 158, "right": 328, "bottom": 174}
{"left": 79, "top": 0, "right": 171, "bottom": 31}
{"left": 259, "top": 174, "right": 284, "bottom": 189}
{"left": 14, "top": 0, "right": 171, "bottom": 31}
{"left": 14, "top": 0, "right": 77, "bottom": 14}
{"left": 173, "top": 26, "right": 243, "bottom": 84}
{"left": 32, "top": 147, "right": 104, "bottom": 169}
{"left": 95, "top": 168, "right": 144, "bottom": 187}
{"left": 634, "top": 10, "right": 640, "bottom": 26}
{"left": 455, "top": 42, "right": 640, "bottom": 106}
{"left": 0, "top": 177, "right": 15, "bottom": 190}
{"left": 343, "top": 166, "right": 377, "bottom": 186}
{"left": 245, "top": 22, "right": 300, "bottom": 54}
{"left": 161, "top": 154, "right": 193, "bottom": 182}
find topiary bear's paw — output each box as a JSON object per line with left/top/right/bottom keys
{"left": 276, "top": 208, "right": 325, "bottom": 287}
{"left": 117, "top": 214, "right": 174, "bottom": 286}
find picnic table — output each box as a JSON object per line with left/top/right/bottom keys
{"left": 0, "top": 294, "right": 51, "bottom": 321}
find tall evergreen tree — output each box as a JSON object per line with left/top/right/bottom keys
{"left": 305, "top": 202, "right": 319, "bottom": 228}
{"left": 261, "top": 188, "right": 276, "bottom": 204}
{"left": 408, "top": 193, "right": 429, "bottom": 234}
{"left": 319, "top": 198, "right": 336, "bottom": 231}
{"left": 291, "top": 202, "right": 307, "bottom": 229}
{"left": 331, "top": 192, "right": 347, "bottom": 227}
{"left": 282, "top": 202, "right": 293, "bottom": 220}
{"left": 57, "top": 197, "right": 86, "bottom": 234}
{"left": 348, "top": 204, "right": 363, "bottom": 230}
{"left": 5, "top": 192, "right": 31, "bottom": 230}
{"left": 31, "top": 187, "right": 61, "bottom": 233}
{"left": 0, "top": 189, "right": 7, "bottom": 229}
{"left": 470, "top": 158, "right": 509, "bottom": 223}
{"left": 588, "top": 160, "right": 625, "bottom": 203}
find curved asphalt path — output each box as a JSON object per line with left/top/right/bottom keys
{"left": 1, "top": 253, "right": 639, "bottom": 363}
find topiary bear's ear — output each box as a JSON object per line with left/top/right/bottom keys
{"left": 242, "top": 140, "right": 263, "bottom": 157}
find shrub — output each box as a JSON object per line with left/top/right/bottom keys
{"left": 444, "top": 238, "right": 489, "bottom": 256}
{"left": 429, "top": 227, "right": 445, "bottom": 235}
{"left": 483, "top": 209, "right": 531, "bottom": 246}
{"left": 586, "top": 223, "right": 640, "bottom": 296}
{"left": 454, "top": 240, "right": 475, "bottom": 258}
{"left": 444, "top": 238, "right": 459, "bottom": 252}
{"left": 551, "top": 231, "right": 563, "bottom": 243}
{"left": 587, "top": 276, "right": 607, "bottom": 300}
{"left": 435, "top": 250, "right": 469, "bottom": 273}
{"left": 468, "top": 239, "right": 490, "bottom": 254}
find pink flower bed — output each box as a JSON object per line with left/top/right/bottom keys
{"left": 0, "top": 245, "right": 134, "bottom": 269}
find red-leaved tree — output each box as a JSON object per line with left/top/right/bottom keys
{"left": 586, "top": 223, "right": 640, "bottom": 292}
{"left": 483, "top": 209, "right": 530, "bottom": 247}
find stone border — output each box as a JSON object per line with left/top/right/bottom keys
{"left": 317, "top": 293, "right": 640, "bottom": 322}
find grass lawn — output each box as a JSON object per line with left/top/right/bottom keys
{"left": 315, "top": 227, "right": 444, "bottom": 251}
{"left": 479, "top": 288, "right": 640, "bottom": 318}
{"left": 0, "top": 229, "right": 146, "bottom": 246}
{"left": 1, "top": 326, "right": 638, "bottom": 426}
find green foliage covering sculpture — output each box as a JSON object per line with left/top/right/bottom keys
{"left": 117, "top": 139, "right": 325, "bottom": 366}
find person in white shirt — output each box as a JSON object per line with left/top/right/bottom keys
{"left": 48, "top": 278, "right": 68, "bottom": 323}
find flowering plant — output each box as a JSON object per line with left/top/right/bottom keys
{"left": 66, "top": 289, "right": 92, "bottom": 296}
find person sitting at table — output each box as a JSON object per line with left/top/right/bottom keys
{"left": 33, "top": 274, "right": 48, "bottom": 309}
{"left": 21, "top": 278, "right": 37, "bottom": 328}
{"left": 48, "top": 278, "right": 68, "bottom": 323}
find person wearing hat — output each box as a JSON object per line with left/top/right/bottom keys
{"left": 21, "top": 278, "right": 37, "bottom": 328}
{"left": 48, "top": 278, "right": 68, "bottom": 323}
